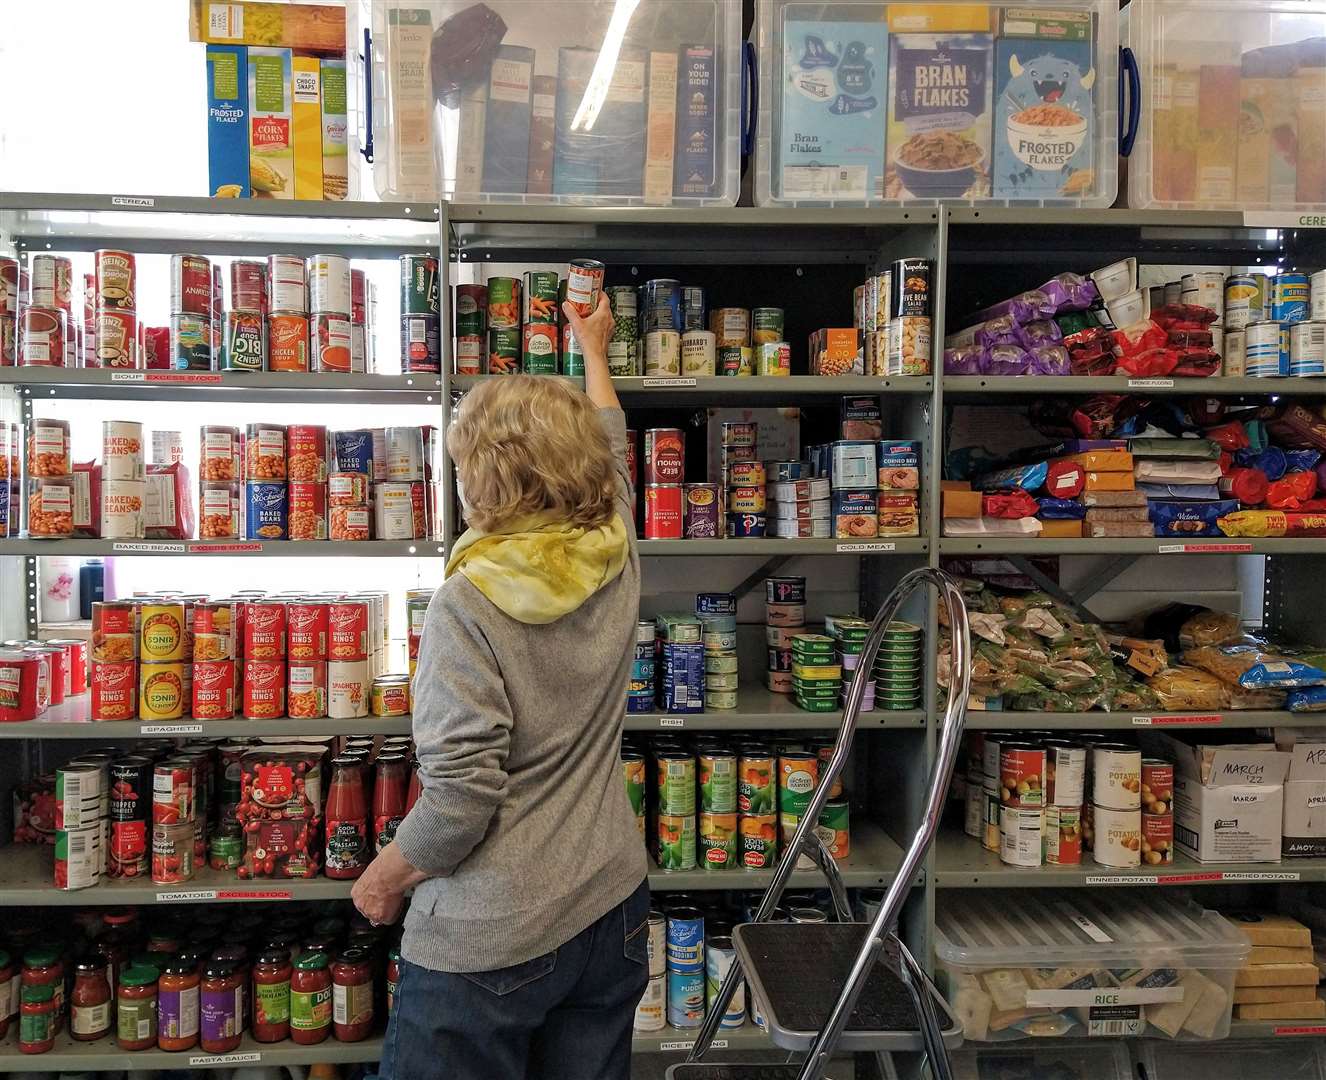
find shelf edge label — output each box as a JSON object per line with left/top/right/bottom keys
{"left": 642, "top": 378, "right": 697, "bottom": 388}
{"left": 145, "top": 372, "right": 223, "bottom": 384}
{"left": 1127, "top": 378, "right": 1175, "bottom": 389}
{"left": 141, "top": 723, "right": 204, "bottom": 735}
{"left": 217, "top": 889, "right": 294, "bottom": 900}
{"left": 190, "top": 1053, "right": 261, "bottom": 1066}
{"left": 158, "top": 889, "right": 219, "bottom": 902}
{"left": 656, "top": 1040, "right": 727, "bottom": 1052}
{"left": 187, "top": 542, "right": 264, "bottom": 554}
{"left": 1160, "top": 872, "right": 1225, "bottom": 885}
{"left": 659, "top": 718, "right": 685, "bottom": 729}
{"left": 836, "top": 542, "right": 897, "bottom": 553}
{"left": 1084, "top": 875, "right": 1159, "bottom": 886}
{"left": 1245, "top": 212, "right": 1326, "bottom": 229}
{"left": 111, "top": 541, "right": 186, "bottom": 553}
{"left": 1275, "top": 1025, "right": 1326, "bottom": 1036}
{"left": 111, "top": 195, "right": 155, "bottom": 207}
{"left": 1131, "top": 714, "right": 1222, "bottom": 726}
{"left": 1157, "top": 543, "right": 1253, "bottom": 554}
{"left": 1222, "top": 872, "right": 1301, "bottom": 882}
{"left": 109, "top": 372, "right": 146, "bottom": 382}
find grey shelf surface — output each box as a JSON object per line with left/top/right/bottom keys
{"left": 632, "top": 1023, "right": 771, "bottom": 1053}
{"left": 0, "top": 694, "right": 413, "bottom": 739}
{"left": 0, "top": 367, "right": 442, "bottom": 403}
{"left": 947, "top": 207, "right": 1250, "bottom": 228}
{"left": 625, "top": 691, "right": 924, "bottom": 732}
{"left": 932, "top": 830, "right": 1324, "bottom": 888}
{"left": 0, "top": 539, "right": 446, "bottom": 557}
{"left": 943, "top": 375, "right": 1321, "bottom": 397}
{"left": 452, "top": 374, "right": 932, "bottom": 403}
{"left": 450, "top": 204, "right": 939, "bottom": 226}
{"left": 1228, "top": 1019, "right": 1326, "bottom": 1039}
{"left": 0, "top": 1030, "right": 383, "bottom": 1072}
{"left": 938, "top": 537, "right": 1325, "bottom": 555}
{"left": 638, "top": 538, "right": 928, "bottom": 557}
{"left": 963, "top": 710, "right": 1310, "bottom": 731}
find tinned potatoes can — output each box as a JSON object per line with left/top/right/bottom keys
{"left": 1092, "top": 743, "right": 1141, "bottom": 811}
{"left": 999, "top": 804, "right": 1043, "bottom": 868}
{"left": 1093, "top": 805, "right": 1142, "bottom": 868}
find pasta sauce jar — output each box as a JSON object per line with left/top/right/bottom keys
{"left": 157, "top": 958, "right": 201, "bottom": 1051}
{"left": 116, "top": 965, "right": 158, "bottom": 1050}
{"left": 252, "top": 948, "right": 292, "bottom": 1043}
{"left": 289, "top": 951, "right": 332, "bottom": 1044}
{"left": 331, "top": 946, "right": 374, "bottom": 1042}
{"left": 70, "top": 957, "right": 112, "bottom": 1041}
{"left": 200, "top": 959, "right": 243, "bottom": 1054}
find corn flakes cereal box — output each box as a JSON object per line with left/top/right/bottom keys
{"left": 886, "top": 4, "right": 993, "bottom": 199}
{"left": 248, "top": 46, "right": 294, "bottom": 199}
{"left": 993, "top": 8, "right": 1096, "bottom": 200}
{"left": 779, "top": 19, "right": 890, "bottom": 202}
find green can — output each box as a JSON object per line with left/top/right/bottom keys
{"left": 486, "top": 277, "right": 520, "bottom": 329}
{"left": 454, "top": 284, "right": 487, "bottom": 336}
{"left": 607, "top": 285, "right": 641, "bottom": 377}
{"left": 698, "top": 812, "right": 738, "bottom": 870}
{"left": 209, "top": 834, "right": 242, "bottom": 870}
{"left": 657, "top": 751, "right": 696, "bottom": 815}
{"left": 522, "top": 323, "right": 559, "bottom": 374}
{"left": 522, "top": 271, "right": 560, "bottom": 325}
{"left": 657, "top": 813, "right": 696, "bottom": 871}
{"left": 738, "top": 753, "right": 776, "bottom": 815}
{"left": 795, "top": 695, "right": 839, "bottom": 713}
{"left": 779, "top": 751, "right": 817, "bottom": 820}
{"left": 699, "top": 751, "right": 737, "bottom": 813}
{"left": 486, "top": 327, "right": 520, "bottom": 374}
{"left": 400, "top": 255, "right": 439, "bottom": 315}
{"left": 562, "top": 321, "right": 584, "bottom": 377}
{"left": 623, "top": 751, "right": 646, "bottom": 819}
{"left": 752, "top": 307, "right": 785, "bottom": 343}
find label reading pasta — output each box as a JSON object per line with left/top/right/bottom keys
{"left": 1130, "top": 714, "right": 1222, "bottom": 726}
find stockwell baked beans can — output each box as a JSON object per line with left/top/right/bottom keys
{"left": 245, "top": 482, "right": 288, "bottom": 540}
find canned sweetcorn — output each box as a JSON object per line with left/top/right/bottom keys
{"left": 268, "top": 313, "right": 310, "bottom": 372}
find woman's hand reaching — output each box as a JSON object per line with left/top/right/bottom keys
{"left": 562, "top": 293, "right": 620, "bottom": 410}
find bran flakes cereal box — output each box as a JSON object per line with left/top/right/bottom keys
{"left": 886, "top": 4, "right": 993, "bottom": 200}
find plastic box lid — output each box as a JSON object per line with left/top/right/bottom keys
{"left": 934, "top": 890, "right": 1249, "bottom": 971}
{"left": 947, "top": 1042, "right": 1133, "bottom": 1080}
{"left": 1141, "top": 1039, "right": 1326, "bottom": 1080}
{"left": 1124, "top": 0, "right": 1326, "bottom": 211}
{"left": 756, "top": 0, "right": 1118, "bottom": 207}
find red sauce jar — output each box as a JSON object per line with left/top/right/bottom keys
{"left": 116, "top": 965, "right": 158, "bottom": 1051}
{"left": 324, "top": 756, "right": 368, "bottom": 880}
{"left": 21, "top": 948, "right": 64, "bottom": 1034}
{"left": 158, "top": 959, "right": 201, "bottom": 1051}
{"left": 252, "top": 948, "right": 292, "bottom": 1043}
{"left": 200, "top": 959, "right": 243, "bottom": 1054}
{"left": 373, "top": 752, "right": 409, "bottom": 853}
{"left": 289, "top": 951, "right": 331, "bottom": 1045}
{"left": 331, "top": 946, "right": 374, "bottom": 1042}
{"left": 71, "top": 957, "right": 112, "bottom": 1041}
{"left": 386, "top": 946, "right": 401, "bottom": 1015}
{"left": 0, "top": 949, "right": 15, "bottom": 1039}
{"left": 18, "top": 984, "right": 56, "bottom": 1054}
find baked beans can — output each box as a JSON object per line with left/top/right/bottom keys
{"left": 328, "top": 659, "right": 370, "bottom": 718}
{"left": 100, "top": 479, "right": 145, "bottom": 539}
{"left": 221, "top": 310, "right": 266, "bottom": 371}
{"left": 243, "top": 601, "right": 286, "bottom": 660}
{"left": 242, "top": 659, "right": 285, "bottom": 718}
{"left": 230, "top": 260, "right": 267, "bottom": 313}
{"left": 286, "top": 424, "right": 328, "bottom": 483}
{"left": 486, "top": 326, "right": 520, "bottom": 374}
{"left": 169, "top": 312, "right": 212, "bottom": 371}
{"left": 288, "top": 481, "right": 328, "bottom": 540}
{"left": 92, "top": 249, "right": 135, "bottom": 311}
{"left": 0, "top": 256, "right": 16, "bottom": 316}
{"left": 245, "top": 481, "right": 288, "bottom": 540}
{"left": 401, "top": 314, "right": 441, "bottom": 373}
{"left": 332, "top": 429, "right": 373, "bottom": 475}
{"left": 375, "top": 482, "right": 416, "bottom": 539}
{"left": 454, "top": 284, "right": 487, "bottom": 336}
{"left": 331, "top": 504, "right": 371, "bottom": 540}
{"left": 268, "top": 312, "right": 310, "bottom": 372}
{"left": 199, "top": 482, "right": 240, "bottom": 539}
{"left": 201, "top": 425, "right": 241, "bottom": 482}
{"left": 169, "top": 254, "right": 213, "bottom": 316}
{"left": 266, "top": 254, "right": 308, "bottom": 314}
{"left": 1141, "top": 759, "right": 1174, "bottom": 815}
{"left": 1142, "top": 811, "right": 1173, "bottom": 865}
{"left": 709, "top": 307, "right": 750, "bottom": 348}
{"left": 55, "top": 763, "right": 103, "bottom": 831}
{"left": 565, "top": 259, "right": 605, "bottom": 318}
{"left": 140, "top": 602, "right": 187, "bottom": 662}
{"left": 192, "top": 658, "right": 236, "bottom": 719}
{"left": 91, "top": 601, "right": 136, "bottom": 662}
{"left": 1092, "top": 743, "right": 1141, "bottom": 811}
{"left": 309, "top": 254, "right": 352, "bottom": 315}
{"left": 55, "top": 827, "right": 102, "bottom": 890}
{"left": 311, "top": 312, "right": 352, "bottom": 372}
{"left": 644, "top": 330, "right": 681, "bottom": 375}
{"left": 329, "top": 600, "right": 369, "bottom": 661}
{"left": 644, "top": 485, "right": 683, "bottom": 539}
{"left": 486, "top": 277, "right": 520, "bottom": 329}
{"left": 89, "top": 658, "right": 137, "bottom": 720}
{"left": 522, "top": 321, "right": 559, "bottom": 374}
{"left": 19, "top": 307, "right": 65, "bottom": 366}
{"left": 401, "top": 255, "right": 440, "bottom": 316}
{"left": 455, "top": 334, "right": 483, "bottom": 375}
{"left": 288, "top": 661, "right": 328, "bottom": 718}
{"left": 1093, "top": 805, "right": 1141, "bottom": 868}
{"left": 999, "top": 804, "right": 1043, "bottom": 868}
{"left": 102, "top": 420, "right": 145, "bottom": 482}
{"left": 682, "top": 483, "right": 720, "bottom": 538}
{"left": 139, "top": 662, "right": 187, "bottom": 721}
{"left": 152, "top": 821, "right": 194, "bottom": 884}
{"left": 644, "top": 428, "right": 684, "bottom": 485}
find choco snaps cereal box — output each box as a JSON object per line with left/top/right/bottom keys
{"left": 993, "top": 8, "right": 1096, "bottom": 200}
{"left": 779, "top": 19, "right": 890, "bottom": 202}
{"left": 886, "top": 4, "right": 993, "bottom": 199}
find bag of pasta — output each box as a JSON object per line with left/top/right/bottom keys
{"left": 1147, "top": 666, "right": 1230, "bottom": 710}
{"left": 1185, "top": 639, "right": 1326, "bottom": 690}
{"left": 1178, "top": 609, "right": 1243, "bottom": 651}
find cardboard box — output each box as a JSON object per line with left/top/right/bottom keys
{"left": 206, "top": 44, "right": 250, "bottom": 198}
{"left": 248, "top": 46, "right": 294, "bottom": 199}
{"left": 384, "top": 8, "right": 435, "bottom": 196}
{"left": 643, "top": 52, "right": 678, "bottom": 205}
{"left": 1249, "top": 945, "right": 1316, "bottom": 966}
{"left": 318, "top": 57, "right": 347, "bottom": 200}
{"left": 1081, "top": 489, "right": 1147, "bottom": 507}
{"left": 1228, "top": 912, "right": 1313, "bottom": 948}
{"left": 1234, "top": 983, "right": 1320, "bottom": 1004}
{"left": 1038, "top": 518, "right": 1084, "bottom": 539}
{"left": 1234, "top": 962, "right": 1319, "bottom": 988}
{"left": 291, "top": 55, "right": 322, "bottom": 200}
{"left": 1156, "top": 735, "right": 1289, "bottom": 864}
{"left": 1086, "top": 522, "right": 1153, "bottom": 538}
{"left": 482, "top": 45, "right": 534, "bottom": 196}
{"left": 943, "top": 489, "right": 983, "bottom": 519}
{"left": 1298, "top": 40, "right": 1326, "bottom": 204}
{"left": 1283, "top": 780, "right": 1326, "bottom": 858}
{"left": 1274, "top": 733, "right": 1326, "bottom": 782}
{"left": 190, "top": 0, "right": 345, "bottom": 52}
{"left": 1084, "top": 471, "right": 1135, "bottom": 492}
{"left": 1236, "top": 999, "right": 1326, "bottom": 1020}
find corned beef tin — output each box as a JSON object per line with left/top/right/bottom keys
{"left": 682, "top": 484, "right": 720, "bottom": 538}
{"left": 645, "top": 485, "right": 683, "bottom": 539}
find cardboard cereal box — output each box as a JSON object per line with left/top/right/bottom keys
{"left": 291, "top": 54, "right": 323, "bottom": 200}
{"left": 886, "top": 4, "right": 993, "bottom": 199}
{"left": 778, "top": 19, "right": 890, "bottom": 202}
{"left": 206, "top": 44, "right": 250, "bottom": 198}
{"left": 319, "top": 57, "right": 349, "bottom": 200}
{"left": 993, "top": 8, "right": 1096, "bottom": 201}
{"left": 248, "top": 46, "right": 294, "bottom": 199}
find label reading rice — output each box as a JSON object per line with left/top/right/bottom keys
{"left": 1027, "top": 987, "right": 1184, "bottom": 1008}
{"left": 657, "top": 1040, "right": 728, "bottom": 1052}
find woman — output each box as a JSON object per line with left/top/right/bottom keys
{"left": 353, "top": 292, "right": 649, "bottom": 1080}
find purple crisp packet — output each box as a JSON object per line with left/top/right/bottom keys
{"left": 982, "top": 344, "right": 1033, "bottom": 376}
{"left": 1041, "top": 272, "right": 1099, "bottom": 314}
{"left": 1316, "top": 459, "right": 1326, "bottom": 493}
{"left": 1030, "top": 344, "right": 1072, "bottom": 376}
{"left": 944, "top": 346, "right": 983, "bottom": 375}
{"left": 1019, "top": 320, "right": 1063, "bottom": 347}
{"left": 976, "top": 315, "right": 1024, "bottom": 349}
{"left": 974, "top": 289, "right": 1053, "bottom": 326}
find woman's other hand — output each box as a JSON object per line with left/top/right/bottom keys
{"left": 351, "top": 842, "right": 428, "bottom": 925}
{"left": 562, "top": 292, "right": 615, "bottom": 368}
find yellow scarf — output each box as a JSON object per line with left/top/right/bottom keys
{"left": 446, "top": 512, "right": 629, "bottom": 624}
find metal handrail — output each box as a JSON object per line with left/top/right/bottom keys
{"left": 686, "top": 567, "right": 972, "bottom": 1071}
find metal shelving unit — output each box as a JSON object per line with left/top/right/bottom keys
{"left": 0, "top": 539, "right": 446, "bottom": 557}
{"left": 961, "top": 709, "right": 1313, "bottom": 731}
{"left": 944, "top": 375, "right": 1325, "bottom": 397}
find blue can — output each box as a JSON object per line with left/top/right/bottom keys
{"left": 333, "top": 429, "right": 374, "bottom": 475}
{"left": 643, "top": 279, "right": 682, "bottom": 333}
{"left": 660, "top": 642, "right": 705, "bottom": 714}
{"left": 1275, "top": 273, "right": 1311, "bottom": 324}
{"left": 682, "top": 285, "right": 706, "bottom": 331}
{"left": 245, "top": 481, "right": 288, "bottom": 540}
{"left": 666, "top": 907, "right": 705, "bottom": 972}
{"left": 726, "top": 512, "right": 767, "bottom": 538}
{"left": 767, "top": 460, "right": 805, "bottom": 482}
{"left": 695, "top": 592, "right": 736, "bottom": 617}
{"left": 627, "top": 691, "right": 656, "bottom": 714}
{"left": 705, "top": 936, "right": 746, "bottom": 1028}
{"left": 667, "top": 968, "right": 706, "bottom": 1028}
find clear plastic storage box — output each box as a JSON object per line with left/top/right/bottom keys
{"left": 1123, "top": 0, "right": 1326, "bottom": 211}
{"left": 755, "top": 0, "right": 1118, "bottom": 207}
{"left": 948, "top": 1043, "right": 1132, "bottom": 1080}
{"left": 348, "top": 0, "right": 740, "bottom": 205}
{"left": 1141, "top": 1040, "right": 1326, "bottom": 1080}
{"left": 933, "top": 890, "right": 1249, "bottom": 1042}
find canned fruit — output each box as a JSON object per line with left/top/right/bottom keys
{"left": 739, "top": 815, "right": 778, "bottom": 869}
{"left": 698, "top": 813, "right": 737, "bottom": 870}
{"left": 657, "top": 815, "right": 696, "bottom": 872}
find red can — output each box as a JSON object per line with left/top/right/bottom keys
{"left": 243, "top": 601, "right": 287, "bottom": 660}
{"left": 192, "top": 659, "right": 236, "bottom": 719}
{"left": 351, "top": 268, "right": 367, "bottom": 324}
{"left": 268, "top": 313, "right": 310, "bottom": 373}
{"left": 0, "top": 649, "right": 46, "bottom": 721}
{"left": 151, "top": 822, "right": 194, "bottom": 885}
{"left": 0, "top": 256, "right": 16, "bottom": 316}
{"left": 287, "top": 661, "right": 328, "bottom": 718}
{"left": 286, "top": 425, "right": 328, "bottom": 483}
{"left": 95, "top": 309, "right": 138, "bottom": 368}
{"left": 90, "top": 660, "right": 136, "bottom": 720}
{"left": 999, "top": 745, "right": 1046, "bottom": 809}
{"left": 287, "top": 601, "right": 329, "bottom": 661}
{"left": 1141, "top": 759, "right": 1174, "bottom": 815}
{"left": 565, "top": 259, "right": 605, "bottom": 318}
{"left": 644, "top": 428, "right": 685, "bottom": 485}
{"left": 288, "top": 483, "right": 328, "bottom": 541}
{"left": 170, "top": 254, "right": 212, "bottom": 316}
{"left": 409, "top": 480, "right": 428, "bottom": 539}
{"left": 1142, "top": 812, "right": 1173, "bottom": 865}
{"left": 243, "top": 659, "right": 286, "bottom": 719}
{"left": 95, "top": 249, "right": 136, "bottom": 311}
{"left": 1, "top": 315, "right": 14, "bottom": 366}
{"left": 328, "top": 601, "right": 369, "bottom": 661}
{"left": 19, "top": 307, "right": 65, "bottom": 367}
{"left": 109, "top": 754, "right": 150, "bottom": 878}
{"left": 644, "top": 485, "right": 683, "bottom": 539}
{"left": 152, "top": 760, "right": 192, "bottom": 825}
{"left": 231, "top": 260, "right": 267, "bottom": 314}
{"left": 27, "top": 645, "right": 65, "bottom": 706}
{"left": 624, "top": 430, "right": 638, "bottom": 490}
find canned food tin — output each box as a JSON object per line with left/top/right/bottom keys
{"left": 397, "top": 314, "right": 438, "bottom": 374}
{"left": 698, "top": 812, "right": 738, "bottom": 870}
{"left": 519, "top": 321, "right": 559, "bottom": 374}
{"left": 998, "top": 744, "right": 1045, "bottom": 809}
{"left": 0, "top": 256, "right": 16, "bottom": 317}
{"left": 667, "top": 969, "right": 705, "bottom": 1029}
{"left": 331, "top": 429, "right": 372, "bottom": 475}
{"left": 1142, "top": 811, "right": 1173, "bottom": 865}
{"left": 284, "top": 482, "right": 325, "bottom": 541}
{"left": 94, "top": 249, "right": 135, "bottom": 311}
{"left": 644, "top": 330, "right": 681, "bottom": 375}
{"left": 169, "top": 312, "right": 212, "bottom": 371}
{"left": 309, "top": 254, "right": 352, "bottom": 315}
{"left": 91, "top": 601, "right": 136, "bottom": 662}
{"left": 1290, "top": 321, "right": 1326, "bottom": 376}
{"left": 643, "top": 279, "right": 682, "bottom": 333}
{"left": 266, "top": 254, "right": 308, "bottom": 314}
{"left": 400, "top": 255, "right": 440, "bottom": 316}
{"left": 95, "top": 309, "right": 138, "bottom": 368}
{"left": 1141, "top": 759, "right": 1174, "bottom": 814}
{"left": 140, "top": 603, "right": 187, "bottom": 662}
{"left": 55, "top": 827, "right": 102, "bottom": 890}
{"left": 29, "top": 419, "right": 71, "bottom": 477}
{"left": 682, "top": 483, "right": 720, "bottom": 538}
{"left": 454, "top": 284, "right": 487, "bottom": 336}
{"left": 644, "top": 485, "right": 683, "bottom": 539}
{"left": 718, "top": 345, "right": 753, "bottom": 376}
{"left": 455, "top": 334, "right": 483, "bottom": 375}
{"left": 90, "top": 658, "right": 136, "bottom": 719}
{"left": 102, "top": 420, "right": 144, "bottom": 482}
{"left": 565, "top": 259, "right": 605, "bottom": 318}
{"left": 752, "top": 308, "right": 785, "bottom": 345}
{"left": 1313, "top": 271, "right": 1326, "bottom": 323}
{"left": 230, "top": 260, "right": 267, "bottom": 313}
{"left": 778, "top": 752, "right": 817, "bottom": 825}
{"left": 634, "top": 975, "right": 665, "bottom": 1032}
{"left": 310, "top": 312, "right": 351, "bottom": 372}
{"left": 56, "top": 763, "right": 103, "bottom": 831}
{"left": 1245, "top": 320, "right": 1282, "bottom": 376}
{"left": 999, "top": 805, "right": 1043, "bottom": 868}
{"left": 109, "top": 756, "right": 150, "bottom": 877}
{"left": 1092, "top": 743, "right": 1142, "bottom": 811}
{"left": 891, "top": 258, "right": 931, "bottom": 317}
{"left": 646, "top": 911, "right": 666, "bottom": 978}
{"left": 887, "top": 316, "right": 931, "bottom": 376}
{"left": 329, "top": 600, "right": 369, "bottom": 661}
{"left": 816, "top": 798, "right": 850, "bottom": 859}
{"left": 328, "top": 471, "right": 369, "bottom": 507}
{"left": 1226, "top": 274, "right": 1266, "bottom": 329}
{"left": 666, "top": 906, "right": 704, "bottom": 970}
{"left": 151, "top": 821, "right": 194, "bottom": 884}
{"left": 242, "top": 658, "right": 285, "bottom": 719}
{"left": 740, "top": 814, "right": 778, "bottom": 869}
{"left": 371, "top": 675, "right": 411, "bottom": 716}
{"left": 139, "top": 662, "right": 186, "bottom": 721}
{"left": 1043, "top": 805, "right": 1082, "bottom": 866}
{"left": 245, "top": 482, "right": 287, "bottom": 540}
{"left": 327, "top": 659, "right": 369, "bottom": 719}
{"left": 1181, "top": 271, "right": 1225, "bottom": 318}
{"left": 1045, "top": 742, "right": 1086, "bottom": 807}
{"left": 221, "top": 310, "right": 265, "bottom": 371}
{"left": 643, "top": 428, "right": 684, "bottom": 485}
{"left": 374, "top": 482, "right": 415, "bottom": 539}
{"left": 286, "top": 661, "right": 327, "bottom": 718}
{"left": 678, "top": 329, "right": 716, "bottom": 376}
{"left": 756, "top": 341, "right": 791, "bottom": 376}
{"left": 0, "top": 315, "right": 13, "bottom": 366}
{"left": 46, "top": 639, "right": 87, "bottom": 696}
{"left": 201, "top": 425, "right": 240, "bottom": 482}
{"left": 518, "top": 270, "right": 558, "bottom": 326}
{"left": 286, "top": 424, "right": 328, "bottom": 483}
{"left": 286, "top": 600, "right": 328, "bottom": 661}
{"left": 486, "top": 277, "right": 520, "bottom": 330}
{"left": 192, "top": 658, "right": 235, "bottom": 719}
{"left": 728, "top": 485, "right": 767, "bottom": 514}
{"left": 30, "top": 254, "right": 71, "bottom": 312}
{"left": 243, "top": 601, "right": 286, "bottom": 660}
{"left": 765, "top": 576, "right": 806, "bottom": 606}
{"left": 487, "top": 327, "right": 520, "bottom": 374}
{"left": 268, "top": 313, "right": 309, "bottom": 372}
{"left": 1275, "top": 272, "right": 1311, "bottom": 323}
{"left": 331, "top": 505, "right": 370, "bottom": 541}
{"left": 170, "top": 254, "right": 213, "bottom": 317}
{"left": 19, "top": 307, "right": 65, "bottom": 367}
{"left": 99, "top": 478, "right": 144, "bottom": 539}
{"left": 1093, "top": 805, "right": 1142, "bottom": 868}
{"left": 152, "top": 759, "right": 192, "bottom": 825}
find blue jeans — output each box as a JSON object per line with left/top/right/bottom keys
{"left": 381, "top": 880, "right": 650, "bottom": 1080}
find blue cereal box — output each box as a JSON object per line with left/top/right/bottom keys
{"left": 886, "top": 4, "right": 993, "bottom": 199}
{"left": 676, "top": 45, "right": 717, "bottom": 197}
{"left": 993, "top": 8, "right": 1096, "bottom": 200}
{"left": 206, "top": 45, "right": 250, "bottom": 198}
{"left": 779, "top": 20, "right": 890, "bottom": 202}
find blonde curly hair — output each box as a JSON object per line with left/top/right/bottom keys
{"left": 448, "top": 375, "right": 618, "bottom": 533}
